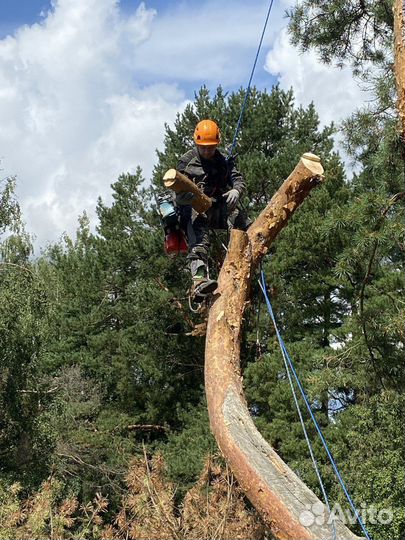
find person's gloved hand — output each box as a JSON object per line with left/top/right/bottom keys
{"left": 223, "top": 188, "right": 240, "bottom": 210}
{"left": 176, "top": 191, "right": 195, "bottom": 206}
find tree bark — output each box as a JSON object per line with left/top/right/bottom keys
{"left": 163, "top": 168, "right": 212, "bottom": 214}
{"left": 394, "top": 0, "right": 405, "bottom": 180}
{"left": 247, "top": 152, "right": 324, "bottom": 267}
{"left": 394, "top": 0, "right": 405, "bottom": 136}
{"left": 205, "top": 154, "right": 363, "bottom": 539}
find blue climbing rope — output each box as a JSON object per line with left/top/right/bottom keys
{"left": 228, "top": 0, "right": 275, "bottom": 159}
{"left": 258, "top": 277, "right": 337, "bottom": 540}
{"left": 259, "top": 270, "right": 373, "bottom": 540}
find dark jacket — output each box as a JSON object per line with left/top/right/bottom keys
{"left": 177, "top": 147, "right": 245, "bottom": 199}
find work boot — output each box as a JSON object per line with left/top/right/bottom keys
{"left": 191, "top": 277, "right": 218, "bottom": 303}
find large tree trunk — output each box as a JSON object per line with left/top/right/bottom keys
{"left": 394, "top": 0, "right": 405, "bottom": 136}
{"left": 394, "top": 0, "right": 405, "bottom": 178}
{"left": 205, "top": 154, "right": 363, "bottom": 539}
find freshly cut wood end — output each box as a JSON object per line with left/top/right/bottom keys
{"left": 302, "top": 152, "right": 321, "bottom": 162}
{"left": 301, "top": 152, "right": 324, "bottom": 176}
{"left": 163, "top": 169, "right": 177, "bottom": 181}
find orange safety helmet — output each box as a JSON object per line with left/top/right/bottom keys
{"left": 193, "top": 119, "right": 220, "bottom": 146}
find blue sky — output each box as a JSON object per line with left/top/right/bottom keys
{"left": 0, "top": 1, "right": 172, "bottom": 40}
{"left": 0, "top": 0, "right": 279, "bottom": 96}
{"left": 0, "top": 0, "right": 365, "bottom": 250}
{"left": 1, "top": 1, "right": 258, "bottom": 40}
{"left": 0, "top": 1, "right": 185, "bottom": 47}
{"left": 0, "top": 0, "right": 49, "bottom": 37}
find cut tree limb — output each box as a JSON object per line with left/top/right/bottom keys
{"left": 163, "top": 168, "right": 212, "bottom": 214}
{"left": 205, "top": 153, "right": 363, "bottom": 539}
{"left": 247, "top": 152, "right": 324, "bottom": 267}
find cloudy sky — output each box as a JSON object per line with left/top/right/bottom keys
{"left": 0, "top": 0, "right": 367, "bottom": 252}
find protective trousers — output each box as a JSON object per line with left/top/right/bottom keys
{"left": 184, "top": 199, "right": 250, "bottom": 279}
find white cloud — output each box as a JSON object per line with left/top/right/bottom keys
{"left": 0, "top": 0, "right": 189, "bottom": 252}
{"left": 265, "top": 28, "right": 371, "bottom": 128}
{"left": 0, "top": 0, "right": 371, "bottom": 251}
{"left": 264, "top": 26, "right": 373, "bottom": 177}
{"left": 129, "top": 0, "right": 285, "bottom": 86}
{"left": 0, "top": 0, "right": 287, "bottom": 251}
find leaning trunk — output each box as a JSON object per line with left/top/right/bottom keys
{"left": 205, "top": 154, "right": 363, "bottom": 539}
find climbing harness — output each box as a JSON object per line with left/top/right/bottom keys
{"left": 259, "top": 270, "right": 373, "bottom": 540}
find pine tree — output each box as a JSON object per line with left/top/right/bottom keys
{"left": 0, "top": 177, "right": 53, "bottom": 483}
{"left": 34, "top": 167, "right": 211, "bottom": 498}
{"left": 287, "top": 0, "right": 393, "bottom": 73}
{"left": 259, "top": 3, "right": 405, "bottom": 538}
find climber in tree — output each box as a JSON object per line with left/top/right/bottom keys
{"left": 176, "top": 119, "right": 249, "bottom": 302}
